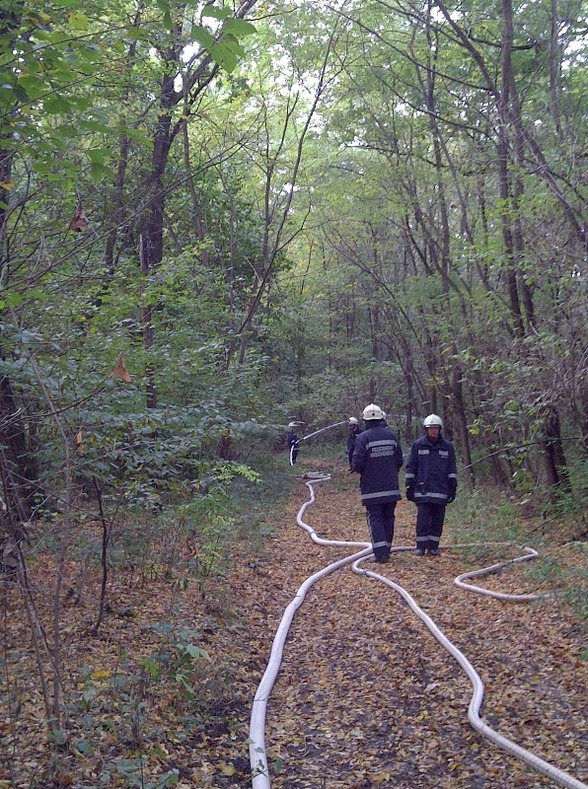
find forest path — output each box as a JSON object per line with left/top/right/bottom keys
{"left": 238, "top": 457, "right": 588, "bottom": 789}
{"left": 2, "top": 458, "right": 587, "bottom": 789}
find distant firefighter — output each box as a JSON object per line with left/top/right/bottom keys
{"left": 287, "top": 422, "right": 300, "bottom": 466}
{"left": 346, "top": 416, "right": 362, "bottom": 470}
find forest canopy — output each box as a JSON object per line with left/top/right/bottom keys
{"left": 0, "top": 0, "right": 586, "bottom": 532}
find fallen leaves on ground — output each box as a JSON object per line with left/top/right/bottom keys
{"left": 1, "top": 458, "right": 587, "bottom": 788}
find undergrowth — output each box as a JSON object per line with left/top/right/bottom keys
{"left": 445, "top": 487, "right": 588, "bottom": 644}
{"left": 0, "top": 450, "right": 292, "bottom": 788}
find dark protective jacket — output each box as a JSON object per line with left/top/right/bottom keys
{"left": 351, "top": 423, "right": 403, "bottom": 505}
{"left": 346, "top": 426, "right": 362, "bottom": 464}
{"left": 287, "top": 430, "right": 300, "bottom": 462}
{"left": 405, "top": 434, "right": 457, "bottom": 504}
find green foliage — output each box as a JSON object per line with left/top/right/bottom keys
{"left": 78, "top": 405, "right": 215, "bottom": 505}
{"left": 140, "top": 623, "right": 211, "bottom": 700}
{"left": 446, "top": 488, "right": 528, "bottom": 545}
{"left": 115, "top": 760, "right": 179, "bottom": 788}
{"left": 545, "top": 458, "right": 588, "bottom": 537}
{"left": 447, "top": 486, "right": 587, "bottom": 632}
{"left": 527, "top": 545, "right": 588, "bottom": 634}
{"left": 73, "top": 620, "right": 228, "bottom": 775}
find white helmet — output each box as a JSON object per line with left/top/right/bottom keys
{"left": 362, "top": 403, "right": 384, "bottom": 421}
{"left": 288, "top": 421, "right": 298, "bottom": 428}
{"left": 348, "top": 417, "right": 359, "bottom": 425}
{"left": 423, "top": 413, "right": 443, "bottom": 429}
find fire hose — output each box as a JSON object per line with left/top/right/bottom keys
{"left": 289, "top": 420, "right": 348, "bottom": 466}
{"left": 249, "top": 473, "right": 587, "bottom": 789}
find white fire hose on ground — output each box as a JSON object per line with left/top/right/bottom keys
{"left": 249, "top": 473, "right": 587, "bottom": 789}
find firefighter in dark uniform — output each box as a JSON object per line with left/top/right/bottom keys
{"left": 287, "top": 422, "right": 300, "bottom": 466}
{"left": 351, "top": 403, "right": 403, "bottom": 563}
{"left": 346, "top": 416, "right": 362, "bottom": 470}
{"left": 405, "top": 414, "right": 457, "bottom": 556}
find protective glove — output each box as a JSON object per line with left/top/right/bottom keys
{"left": 406, "top": 487, "right": 415, "bottom": 502}
{"left": 446, "top": 494, "right": 455, "bottom": 504}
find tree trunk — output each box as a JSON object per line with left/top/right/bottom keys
{"left": 140, "top": 235, "right": 157, "bottom": 409}
{"left": 498, "top": 2, "right": 525, "bottom": 337}
{"left": 0, "top": 367, "right": 36, "bottom": 532}
{"left": 549, "top": 0, "right": 563, "bottom": 142}
{"left": 541, "top": 405, "right": 570, "bottom": 492}
{"left": 450, "top": 364, "right": 474, "bottom": 488}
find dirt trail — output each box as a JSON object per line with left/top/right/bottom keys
{"left": 1, "top": 457, "right": 586, "bottom": 789}
{"left": 240, "top": 459, "right": 588, "bottom": 789}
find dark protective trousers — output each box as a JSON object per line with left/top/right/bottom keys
{"left": 415, "top": 502, "right": 446, "bottom": 551}
{"left": 366, "top": 502, "right": 396, "bottom": 561}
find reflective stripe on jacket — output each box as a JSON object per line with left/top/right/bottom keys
{"left": 351, "top": 424, "right": 403, "bottom": 505}
{"left": 405, "top": 435, "right": 457, "bottom": 504}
